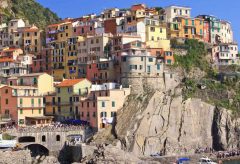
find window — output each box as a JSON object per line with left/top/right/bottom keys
{"left": 5, "top": 89, "right": 8, "bottom": 94}
{"left": 160, "top": 28, "right": 162, "bottom": 33}
{"left": 112, "top": 101, "right": 115, "bottom": 107}
{"left": 174, "top": 9, "right": 177, "bottom": 13}
{"left": 38, "top": 98, "right": 41, "bottom": 105}
{"left": 139, "top": 65, "right": 143, "bottom": 70}
{"left": 192, "top": 20, "right": 194, "bottom": 26}
{"left": 150, "top": 27, "right": 155, "bottom": 32}
{"left": 185, "top": 19, "right": 188, "bottom": 25}
{"left": 93, "top": 102, "right": 96, "bottom": 107}
{"left": 148, "top": 58, "right": 153, "bottom": 62}
{"left": 93, "top": 112, "right": 96, "bottom": 117}
{"left": 185, "top": 10, "right": 188, "bottom": 14}
{"left": 87, "top": 102, "right": 89, "bottom": 107}
{"left": 184, "top": 28, "right": 188, "bottom": 34}
{"left": 111, "top": 112, "right": 116, "bottom": 117}
{"left": 56, "top": 135, "right": 60, "bottom": 141}
{"left": 20, "top": 109, "right": 23, "bottom": 114}
{"left": 33, "top": 77, "right": 37, "bottom": 85}
{"left": 20, "top": 78, "right": 23, "bottom": 85}
{"left": 42, "top": 135, "right": 46, "bottom": 142}
{"left": 102, "top": 101, "right": 105, "bottom": 107}
{"left": 32, "top": 109, "right": 34, "bottom": 114}
{"left": 57, "top": 88, "right": 60, "bottom": 93}
{"left": 31, "top": 99, "right": 34, "bottom": 105}
{"left": 20, "top": 98, "right": 23, "bottom": 104}
{"left": 58, "top": 107, "right": 61, "bottom": 113}
{"left": 19, "top": 119, "right": 24, "bottom": 124}
{"left": 38, "top": 109, "right": 41, "bottom": 114}
{"left": 147, "top": 66, "right": 151, "bottom": 73}
{"left": 5, "top": 99, "right": 8, "bottom": 104}
{"left": 87, "top": 112, "right": 90, "bottom": 117}
{"left": 100, "top": 112, "right": 107, "bottom": 117}
{"left": 157, "top": 64, "right": 161, "bottom": 70}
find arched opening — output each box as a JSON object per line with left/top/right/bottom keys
{"left": 56, "top": 135, "right": 60, "bottom": 141}
{"left": 25, "top": 144, "right": 49, "bottom": 157}
{"left": 42, "top": 135, "right": 46, "bottom": 142}
{"left": 18, "top": 136, "right": 35, "bottom": 143}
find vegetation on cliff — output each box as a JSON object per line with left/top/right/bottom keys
{"left": 1, "top": 0, "right": 60, "bottom": 29}
{"left": 173, "top": 39, "right": 240, "bottom": 116}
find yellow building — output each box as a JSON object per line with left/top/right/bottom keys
{"left": 168, "top": 17, "right": 204, "bottom": 41}
{"left": 12, "top": 86, "right": 52, "bottom": 126}
{"left": 8, "top": 73, "right": 55, "bottom": 95}
{"left": 66, "top": 36, "right": 84, "bottom": 79}
{"left": 46, "top": 21, "right": 74, "bottom": 81}
{"left": 97, "top": 87, "right": 130, "bottom": 129}
{"left": 23, "top": 25, "right": 43, "bottom": 55}
{"left": 55, "top": 78, "right": 92, "bottom": 120}
{"left": 144, "top": 18, "right": 171, "bottom": 51}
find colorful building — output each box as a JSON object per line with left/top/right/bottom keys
{"left": 164, "top": 5, "right": 191, "bottom": 22}
{"left": 168, "top": 17, "right": 204, "bottom": 41}
{"left": 12, "top": 86, "right": 52, "bottom": 126}
{"left": 0, "top": 85, "right": 17, "bottom": 125}
{"left": 211, "top": 43, "right": 239, "bottom": 65}
{"left": 55, "top": 79, "right": 92, "bottom": 120}
{"left": 7, "top": 73, "right": 55, "bottom": 95}
{"left": 74, "top": 83, "right": 130, "bottom": 129}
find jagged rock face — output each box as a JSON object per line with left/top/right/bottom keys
{"left": 115, "top": 89, "right": 240, "bottom": 156}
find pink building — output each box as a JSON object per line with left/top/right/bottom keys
{"left": 0, "top": 85, "right": 18, "bottom": 125}
{"left": 73, "top": 17, "right": 96, "bottom": 36}
{"left": 30, "top": 48, "right": 52, "bottom": 74}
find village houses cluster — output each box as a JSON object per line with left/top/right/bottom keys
{"left": 0, "top": 4, "right": 238, "bottom": 130}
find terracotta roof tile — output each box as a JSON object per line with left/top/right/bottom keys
{"left": 57, "top": 79, "right": 86, "bottom": 87}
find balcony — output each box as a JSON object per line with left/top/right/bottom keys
{"left": 17, "top": 104, "right": 45, "bottom": 108}
{"left": 12, "top": 93, "right": 41, "bottom": 97}
{"left": 56, "top": 101, "right": 74, "bottom": 106}
{"left": 48, "top": 30, "right": 58, "bottom": 34}
{"left": 0, "top": 114, "right": 12, "bottom": 121}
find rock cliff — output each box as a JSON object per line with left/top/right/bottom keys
{"left": 112, "top": 87, "right": 240, "bottom": 156}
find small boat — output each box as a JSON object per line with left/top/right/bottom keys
{"left": 177, "top": 157, "right": 190, "bottom": 164}
{"left": 0, "top": 134, "right": 17, "bottom": 148}
{"left": 198, "top": 157, "right": 217, "bottom": 164}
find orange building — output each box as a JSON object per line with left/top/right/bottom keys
{"left": 168, "top": 17, "right": 204, "bottom": 41}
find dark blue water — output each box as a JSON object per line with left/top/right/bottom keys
{"left": 223, "top": 160, "right": 240, "bottom": 164}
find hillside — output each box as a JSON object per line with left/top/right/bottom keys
{"left": 0, "top": 0, "right": 60, "bottom": 29}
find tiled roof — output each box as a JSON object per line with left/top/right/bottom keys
{"left": 23, "top": 28, "right": 39, "bottom": 32}
{"left": 57, "top": 79, "right": 86, "bottom": 87}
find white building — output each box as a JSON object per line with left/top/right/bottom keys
{"left": 212, "top": 43, "right": 238, "bottom": 65}
{"left": 164, "top": 5, "right": 191, "bottom": 22}
{"left": 220, "top": 20, "right": 233, "bottom": 44}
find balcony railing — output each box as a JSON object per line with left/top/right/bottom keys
{"left": 0, "top": 114, "right": 12, "bottom": 121}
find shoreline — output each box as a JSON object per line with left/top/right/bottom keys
{"left": 141, "top": 153, "right": 240, "bottom": 163}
